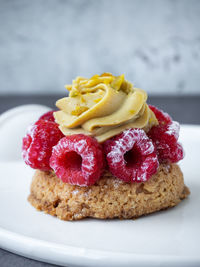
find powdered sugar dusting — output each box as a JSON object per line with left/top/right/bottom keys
{"left": 22, "top": 120, "right": 64, "bottom": 170}
{"left": 166, "top": 121, "right": 180, "bottom": 140}
{"left": 105, "top": 128, "right": 158, "bottom": 183}
{"left": 50, "top": 135, "right": 104, "bottom": 186}
{"left": 76, "top": 139, "right": 88, "bottom": 153}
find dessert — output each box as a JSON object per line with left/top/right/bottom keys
{"left": 22, "top": 73, "right": 190, "bottom": 220}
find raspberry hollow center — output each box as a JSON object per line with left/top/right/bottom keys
{"left": 124, "top": 147, "right": 140, "bottom": 168}
{"left": 65, "top": 151, "right": 82, "bottom": 170}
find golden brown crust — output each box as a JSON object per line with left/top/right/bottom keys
{"left": 28, "top": 164, "right": 190, "bottom": 221}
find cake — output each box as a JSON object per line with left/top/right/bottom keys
{"left": 22, "top": 73, "right": 190, "bottom": 220}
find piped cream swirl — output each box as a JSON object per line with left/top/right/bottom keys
{"left": 54, "top": 73, "right": 158, "bottom": 142}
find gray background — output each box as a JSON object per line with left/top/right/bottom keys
{"left": 0, "top": 1, "right": 200, "bottom": 265}
{"left": 0, "top": 0, "right": 200, "bottom": 95}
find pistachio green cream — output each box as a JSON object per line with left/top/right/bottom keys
{"left": 54, "top": 73, "right": 158, "bottom": 143}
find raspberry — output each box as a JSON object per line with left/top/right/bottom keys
{"left": 148, "top": 121, "right": 184, "bottom": 163}
{"left": 156, "top": 142, "right": 184, "bottom": 163}
{"left": 22, "top": 120, "right": 64, "bottom": 171}
{"left": 39, "top": 110, "right": 56, "bottom": 122}
{"left": 148, "top": 121, "right": 180, "bottom": 144}
{"left": 104, "top": 129, "right": 159, "bottom": 183}
{"left": 149, "top": 105, "right": 172, "bottom": 125}
{"left": 50, "top": 135, "right": 105, "bottom": 186}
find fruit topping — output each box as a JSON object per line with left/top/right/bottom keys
{"left": 50, "top": 135, "right": 104, "bottom": 186}
{"left": 149, "top": 120, "right": 180, "bottom": 144}
{"left": 156, "top": 141, "right": 184, "bottom": 163}
{"left": 149, "top": 105, "right": 172, "bottom": 126}
{"left": 103, "top": 128, "right": 159, "bottom": 183}
{"left": 148, "top": 120, "right": 184, "bottom": 163}
{"left": 22, "top": 120, "right": 64, "bottom": 171}
{"left": 39, "top": 110, "right": 56, "bottom": 122}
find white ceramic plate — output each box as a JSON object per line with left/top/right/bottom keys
{"left": 0, "top": 105, "right": 200, "bottom": 267}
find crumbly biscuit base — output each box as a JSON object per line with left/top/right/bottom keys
{"left": 28, "top": 164, "right": 190, "bottom": 221}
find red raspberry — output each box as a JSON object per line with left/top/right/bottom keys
{"left": 22, "top": 120, "right": 64, "bottom": 171}
{"left": 149, "top": 105, "right": 172, "bottom": 125}
{"left": 156, "top": 142, "right": 184, "bottom": 163}
{"left": 104, "top": 129, "right": 159, "bottom": 183}
{"left": 148, "top": 121, "right": 180, "bottom": 144}
{"left": 148, "top": 121, "right": 184, "bottom": 163}
{"left": 50, "top": 135, "right": 105, "bottom": 186}
{"left": 39, "top": 110, "right": 56, "bottom": 122}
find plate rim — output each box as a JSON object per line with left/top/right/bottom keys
{"left": 0, "top": 227, "right": 200, "bottom": 267}
{"left": 0, "top": 104, "right": 50, "bottom": 125}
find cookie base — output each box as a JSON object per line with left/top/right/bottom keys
{"left": 28, "top": 164, "right": 190, "bottom": 221}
